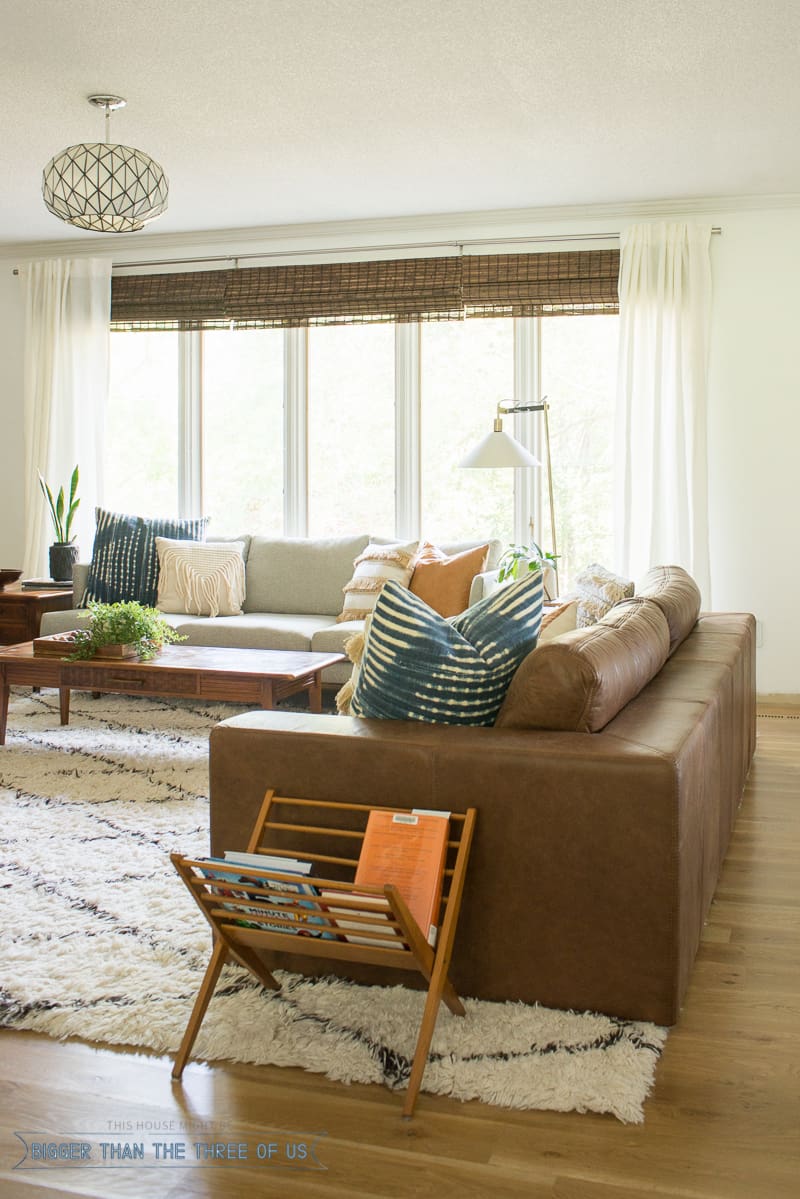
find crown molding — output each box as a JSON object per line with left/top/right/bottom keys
{"left": 3, "top": 192, "right": 800, "bottom": 266}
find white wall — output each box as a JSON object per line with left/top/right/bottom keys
{"left": 706, "top": 208, "right": 800, "bottom": 695}
{"left": 1, "top": 197, "right": 798, "bottom": 693}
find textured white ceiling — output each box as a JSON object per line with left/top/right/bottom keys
{"left": 2, "top": 0, "right": 799, "bottom": 246}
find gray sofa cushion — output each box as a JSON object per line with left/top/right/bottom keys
{"left": 166, "top": 612, "right": 333, "bottom": 652}
{"left": 244, "top": 534, "right": 370, "bottom": 616}
{"left": 311, "top": 620, "right": 362, "bottom": 657}
{"left": 438, "top": 538, "right": 503, "bottom": 569}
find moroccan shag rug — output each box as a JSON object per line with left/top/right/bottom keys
{"left": 0, "top": 690, "right": 667, "bottom": 1123}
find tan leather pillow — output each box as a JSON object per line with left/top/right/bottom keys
{"left": 635, "top": 565, "right": 701, "bottom": 655}
{"left": 495, "top": 597, "right": 670, "bottom": 732}
{"left": 409, "top": 541, "right": 489, "bottom": 617}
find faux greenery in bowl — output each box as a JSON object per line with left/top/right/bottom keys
{"left": 69, "top": 601, "right": 186, "bottom": 661}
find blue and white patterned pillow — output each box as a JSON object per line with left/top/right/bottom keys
{"left": 350, "top": 570, "right": 544, "bottom": 725}
{"left": 84, "top": 507, "right": 209, "bottom": 606}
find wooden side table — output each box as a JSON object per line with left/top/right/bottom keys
{"left": 0, "top": 585, "right": 74, "bottom": 646}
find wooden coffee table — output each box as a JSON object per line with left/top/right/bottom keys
{"left": 0, "top": 642, "right": 345, "bottom": 745}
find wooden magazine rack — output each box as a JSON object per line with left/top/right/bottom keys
{"left": 171, "top": 788, "right": 477, "bottom": 1117}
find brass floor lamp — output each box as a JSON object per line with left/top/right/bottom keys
{"left": 459, "top": 397, "right": 559, "bottom": 594}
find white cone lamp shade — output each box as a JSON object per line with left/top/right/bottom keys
{"left": 42, "top": 96, "right": 168, "bottom": 233}
{"left": 459, "top": 421, "right": 541, "bottom": 468}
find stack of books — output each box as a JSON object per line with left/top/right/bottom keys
{"left": 21, "top": 578, "right": 74, "bottom": 590}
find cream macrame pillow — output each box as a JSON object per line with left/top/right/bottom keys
{"left": 155, "top": 538, "right": 246, "bottom": 618}
{"left": 337, "top": 540, "right": 419, "bottom": 622}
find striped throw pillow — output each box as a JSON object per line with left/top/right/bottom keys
{"left": 350, "top": 570, "right": 544, "bottom": 725}
{"left": 337, "top": 540, "right": 419, "bottom": 622}
{"left": 84, "top": 508, "right": 209, "bottom": 607}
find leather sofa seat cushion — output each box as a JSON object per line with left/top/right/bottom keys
{"left": 635, "top": 564, "right": 701, "bottom": 655}
{"left": 495, "top": 597, "right": 671, "bottom": 732}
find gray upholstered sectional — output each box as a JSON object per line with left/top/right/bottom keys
{"left": 39, "top": 533, "right": 503, "bottom": 687}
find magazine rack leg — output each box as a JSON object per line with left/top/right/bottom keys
{"left": 402, "top": 960, "right": 465, "bottom": 1119}
{"left": 172, "top": 939, "right": 229, "bottom": 1080}
{"left": 173, "top": 935, "right": 283, "bottom": 1080}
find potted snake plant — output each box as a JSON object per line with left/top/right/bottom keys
{"left": 38, "top": 464, "right": 80, "bottom": 582}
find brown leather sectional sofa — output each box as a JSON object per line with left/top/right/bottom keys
{"left": 208, "top": 567, "right": 756, "bottom": 1025}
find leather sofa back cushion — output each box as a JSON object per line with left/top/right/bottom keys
{"left": 635, "top": 564, "right": 701, "bottom": 655}
{"left": 495, "top": 598, "right": 671, "bottom": 732}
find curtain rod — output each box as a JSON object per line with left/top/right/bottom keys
{"left": 12, "top": 227, "right": 722, "bottom": 275}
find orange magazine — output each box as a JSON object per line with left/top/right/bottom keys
{"left": 354, "top": 810, "right": 449, "bottom": 945}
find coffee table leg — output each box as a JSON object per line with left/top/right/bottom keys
{"left": 0, "top": 672, "right": 8, "bottom": 746}
{"left": 308, "top": 670, "right": 323, "bottom": 714}
{"left": 259, "top": 679, "right": 275, "bottom": 710}
{"left": 59, "top": 686, "right": 71, "bottom": 726}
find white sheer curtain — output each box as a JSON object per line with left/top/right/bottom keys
{"left": 615, "top": 222, "right": 713, "bottom": 603}
{"left": 22, "top": 258, "right": 111, "bottom": 576}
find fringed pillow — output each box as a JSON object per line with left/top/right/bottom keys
{"left": 335, "top": 616, "right": 371, "bottom": 715}
{"left": 337, "top": 540, "right": 418, "bottom": 623}
{"left": 155, "top": 539, "right": 246, "bottom": 617}
{"left": 575, "top": 563, "right": 634, "bottom": 627}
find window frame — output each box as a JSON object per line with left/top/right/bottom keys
{"left": 111, "top": 316, "right": 574, "bottom": 551}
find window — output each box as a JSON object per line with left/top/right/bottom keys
{"left": 106, "top": 289, "right": 618, "bottom": 585}
{"left": 420, "top": 319, "right": 515, "bottom": 544}
{"left": 202, "top": 329, "right": 284, "bottom": 536}
{"left": 106, "top": 332, "right": 179, "bottom": 516}
{"left": 541, "top": 316, "right": 619, "bottom": 592}
{"left": 307, "top": 324, "right": 395, "bottom": 538}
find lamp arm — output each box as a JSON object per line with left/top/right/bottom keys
{"left": 497, "top": 396, "right": 549, "bottom": 417}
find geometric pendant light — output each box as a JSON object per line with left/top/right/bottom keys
{"left": 42, "top": 95, "right": 168, "bottom": 233}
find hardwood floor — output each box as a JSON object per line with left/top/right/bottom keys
{"left": 1, "top": 710, "right": 798, "bottom": 1198}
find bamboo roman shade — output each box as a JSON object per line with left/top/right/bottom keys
{"left": 111, "top": 249, "right": 619, "bottom": 330}
{"left": 462, "top": 251, "right": 619, "bottom": 317}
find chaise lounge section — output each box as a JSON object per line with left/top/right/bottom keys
{"left": 206, "top": 567, "right": 756, "bottom": 1026}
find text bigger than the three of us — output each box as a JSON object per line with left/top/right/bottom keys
{"left": 19, "top": 1139, "right": 321, "bottom": 1168}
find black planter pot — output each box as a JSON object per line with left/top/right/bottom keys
{"left": 49, "top": 542, "right": 79, "bottom": 583}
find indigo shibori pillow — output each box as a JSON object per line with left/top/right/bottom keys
{"left": 350, "top": 570, "right": 544, "bottom": 726}
{"left": 84, "top": 507, "right": 209, "bottom": 607}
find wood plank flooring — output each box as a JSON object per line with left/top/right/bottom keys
{"left": 1, "top": 709, "right": 798, "bottom": 1198}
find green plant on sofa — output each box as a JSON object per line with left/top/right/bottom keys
{"left": 69, "top": 601, "right": 186, "bottom": 661}
{"left": 497, "top": 541, "right": 559, "bottom": 583}
{"left": 38, "top": 464, "right": 80, "bottom": 544}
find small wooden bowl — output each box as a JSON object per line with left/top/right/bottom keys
{"left": 0, "top": 568, "right": 23, "bottom": 590}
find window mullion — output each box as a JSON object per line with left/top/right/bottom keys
{"left": 513, "top": 317, "right": 541, "bottom": 547}
{"left": 178, "top": 330, "right": 203, "bottom": 518}
{"left": 394, "top": 323, "right": 420, "bottom": 539}
{"left": 284, "top": 327, "right": 308, "bottom": 536}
